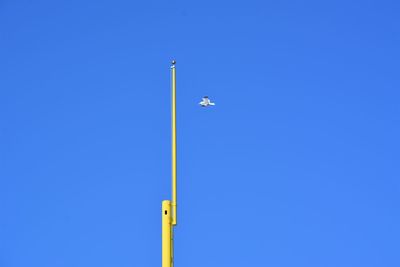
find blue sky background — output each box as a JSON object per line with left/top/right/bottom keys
{"left": 1, "top": 0, "right": 399, "bottom": 266}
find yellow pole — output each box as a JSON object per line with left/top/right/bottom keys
{"left": 171, "top": 60, "right": 177, "bottom": 226}
{"left": 162, "top": 200, "right": 172, "bottom": 267}
{"left": 162, "top": 60, "right": 177, "bottom": 267}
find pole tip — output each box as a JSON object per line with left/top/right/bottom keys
{"left": 171, "top": 60, "right": 176, "bottom": 65}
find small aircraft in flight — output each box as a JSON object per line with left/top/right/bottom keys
{"left": 199, "top": 96, "right": 215, "bottom": 107}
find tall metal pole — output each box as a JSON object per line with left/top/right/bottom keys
{"left": 171, "top": 60, "right": 177, "bottom": 226}
{"left": 162, "top": 200, "right": 172, "bottom": 267}
{"left": 162, "top": 60, "right": 177, "bottom": 267}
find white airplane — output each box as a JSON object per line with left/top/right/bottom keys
{"left": 199, "top": 96, "right": 215, "bottom": 107}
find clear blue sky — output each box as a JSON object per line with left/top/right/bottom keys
{"left": 1, "top": 0, "right": 399, "bottom": 266}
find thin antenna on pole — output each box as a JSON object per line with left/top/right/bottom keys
{"left": 162, "top": 60, "right": 177, "bottom": 267}
{"left": 171, "top": 60, "right": 177, "bottom": 226}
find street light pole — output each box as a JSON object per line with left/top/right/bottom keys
{"left": 162, "top": 60, "right": 177, "bottom": 267}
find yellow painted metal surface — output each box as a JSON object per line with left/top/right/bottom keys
{"left": 162, "top": 200, "right": 172, "bottom": 267}
{"left": 162, "top": 60, "right": 177, "bottom": 267}
{"left": 171, "top": 61, "right": 177, "bottom": 226}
